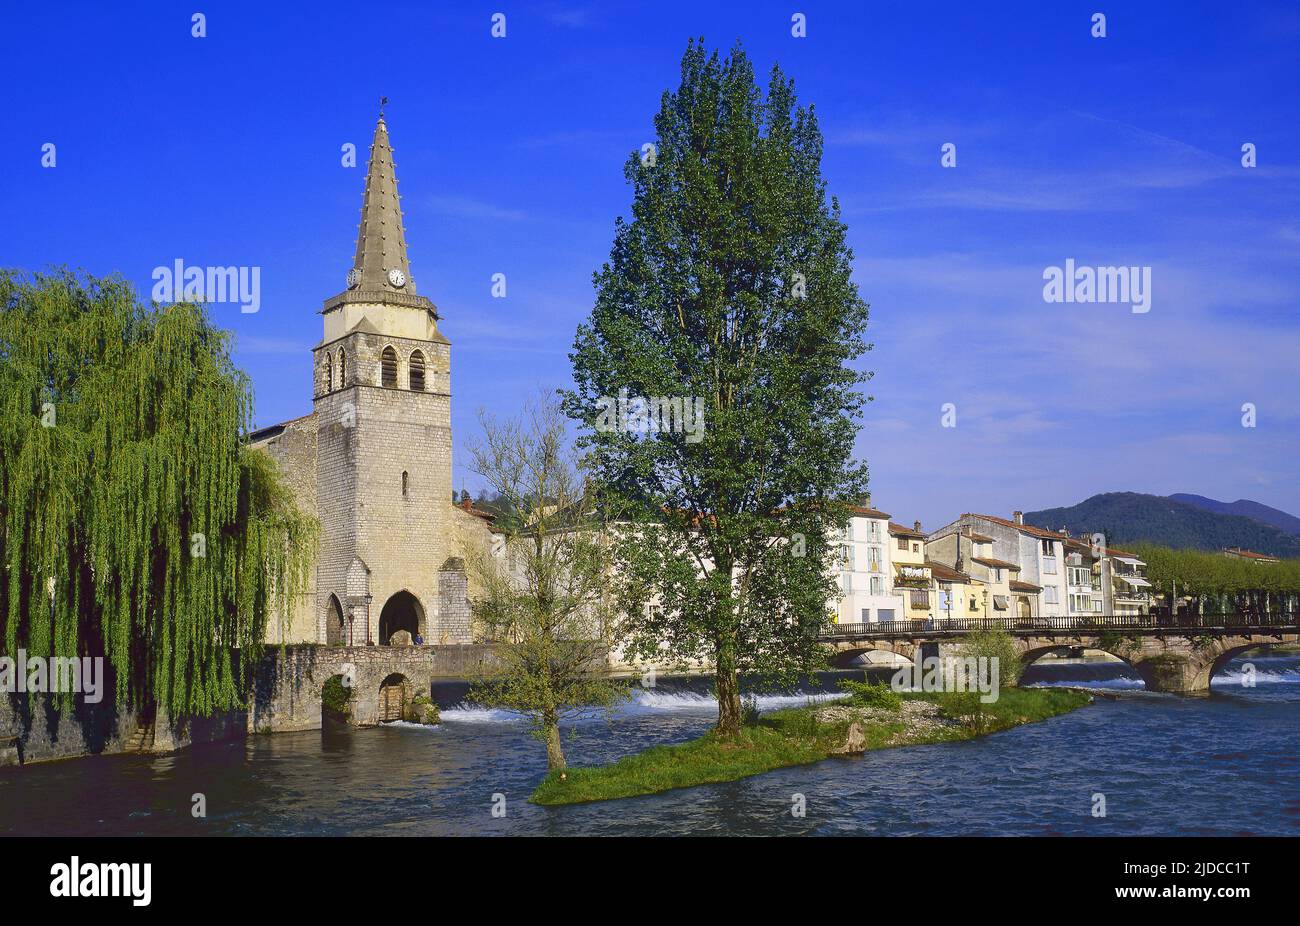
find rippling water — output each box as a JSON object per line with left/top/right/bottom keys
{"left": 1, "top": 651, "right": 1297, "bottom": 836}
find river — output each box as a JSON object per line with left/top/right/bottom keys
{"left": 1, "top": 650, "right": 1297, "bottom": 836}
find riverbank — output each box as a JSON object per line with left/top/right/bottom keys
{"left": 531, "top": 686, "right": 1092, "bottom": 806}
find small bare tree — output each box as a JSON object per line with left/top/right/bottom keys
{"left": 464, "top": 392, "right": 627, "bottom": 770}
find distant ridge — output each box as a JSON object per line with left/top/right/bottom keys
{"left": 1024, "top": 492, "right": 1300, "bottom": 558}
{"left": 1167, "top": 493, "right": 1300, "bottom": 538}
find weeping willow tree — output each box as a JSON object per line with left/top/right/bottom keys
{"left": 0, "top": 269, "right": 316, "bottom": 718}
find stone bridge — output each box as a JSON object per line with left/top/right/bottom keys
{"left": 249, "top": 644, "right": 500, "bottom": 731}
{"left": 823, "top": 615, "right": 1299, "bottom": 694}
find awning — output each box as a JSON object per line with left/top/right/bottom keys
{"left": 1117, "top": 575, "right": 1152, "bottom": 587}
{"left": 993, "top": 595, "right": 1008, "bottom": 610}
{"left": 1114, "top": 556, "right": 1144, "bottom": 566}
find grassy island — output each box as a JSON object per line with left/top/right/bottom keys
{"left": 531, "top": 686, "right": 1091, "bottom": 806}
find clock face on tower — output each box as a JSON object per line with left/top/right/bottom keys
{"left": 387, "top": 268, "right": 406, "bottom": 288}
{"left": 346, "top": 268, "right": 361, "bottom": 289}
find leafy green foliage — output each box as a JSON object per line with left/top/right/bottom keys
{"left": 563, "top": 41, "right": 872, "bottom": 734}
{"left": 958, "top": 628, "right": 1023, "bottom": 688}
{"left": 1130, "top": 542, "right": 1300, "bottom": 602}
{"left": 321, "top": 675, "right": 353, "bottom": 718}
{"left": 938, "top": 691, "right": 988, "bottom": 734}
{"left": 0, "top": 270, "right": 316, "bottom": 716}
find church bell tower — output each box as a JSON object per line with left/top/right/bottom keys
{"left": 310, "top": 110, "right": 461, "bottom": 646}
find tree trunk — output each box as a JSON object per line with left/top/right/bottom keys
{"left": 543, "top": 712, "right": 566, "bottom": 770}
{"left": 714, "top": 634, "right": 742, "bottom": 738}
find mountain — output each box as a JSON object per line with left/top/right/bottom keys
{"left": 1024, "top": 492, "right": 1300, "bottom": 558}
{"left": 1166, "top": 493, "right": 1300, "bottom": 537}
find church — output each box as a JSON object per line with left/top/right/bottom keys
{"left": 248, "top": 113, "right": 498, "bottom": 647}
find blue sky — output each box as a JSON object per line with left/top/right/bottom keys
{"left": 3, "top": 1, "right": 1298, "bottom": 530}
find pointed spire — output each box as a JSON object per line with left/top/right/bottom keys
{"left": 350, "top": 107, "right": 414, "bottom": 294}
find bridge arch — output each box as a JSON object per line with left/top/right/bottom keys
{"left": 1200, "top": 641, "right": 1291, "bottom": 690}
{"left": 378, "top": 590, "right": 424, "bottom": 645}
{"left": 1017, "top": 642, "right": 1146, "bottom": 683}
{"left": 827, "top": 640, "right": 920, "bottom": 670}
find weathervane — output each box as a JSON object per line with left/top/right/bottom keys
{"left": 379, "top": 95, "right": 388, "bottom": 118}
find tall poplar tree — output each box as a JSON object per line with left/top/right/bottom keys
{"left": 0, "top": 270, "right": 316, "bottom": 719}
{"left": 565, "top": 42, "right": 872, "bottom": 735}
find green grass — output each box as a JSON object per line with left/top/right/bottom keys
{"left": 531, "top": 687, "right": 1091, "bottom": 806}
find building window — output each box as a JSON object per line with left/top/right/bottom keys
{"left": 1044, "top": 586, "right": 1059, "bottom": 605}
{"left": 337, "top": 348, "right": 346, "bottom": 386}
{"left": 409, "top": 350, "right": 426, "bottom": 392}
{"left": 991, "top": 568, "right": 1002, "bottom": 583}
{"left": 1042, "top": 557, "right": 1057, "bottom": 575}
{"left": 870, "top": 576, "right": 883, "bottom": 595}
{"left": 878, "top": 608, "right": 894, "bottom": 622}
{"left": 912, "top": 542, "right": 920, "bottom": 553}
{"left": 861, "top": 608, "right": 870, "bottom": 622}
{"left": 868, "top": 521, "right": 880, "bottom": 540}
{"left": 381, "top": 346, "right": 398, "bottom": 387}
{"left": 910, "top": 589, "right": 929, "bottom": 609}
{"left": 868, "top": 546, "right": 882, "bottom": 572}
{"left": 324, "top": 355, "right": 332, "bottom": 392}
{"left": 897, "top": 537, "right": 908, "bottom": 551}
{"left": 401, "top": 471, "right": 409, "bottom": 497}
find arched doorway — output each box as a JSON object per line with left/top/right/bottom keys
{"left": 321, "top": 673, "right": 352, "bottom": 724}
{"left": 378, "top": 673, "right": 410, "bottom": 723}
{"left": 378, "top": 591, "right": 423, "bottom": 644}
{"left": 325, "top": 594, "right": 345, "bottom": 645}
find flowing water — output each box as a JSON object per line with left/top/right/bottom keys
{"left": 1, "top": 651, "right": 1297, "bottom": 836}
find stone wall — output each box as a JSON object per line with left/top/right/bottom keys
{"left": 249, "top": 644, "right": 499, "bottom": 731}
{"left": 0, "top": 692, "right": 140, "bottom": 766}
{"left": 2, "top": 643, "right": 501, "bottom": 765}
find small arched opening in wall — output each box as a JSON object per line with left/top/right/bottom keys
{"left": 409, "top": 349, "right": 426, "bottom": 391}
{"left": 378, "top": 590, "right": 424, "bottom": 645}
{"left": 381, "top": 345, "right": 399, "bottom": 388}
{"left": 378, "top": 673, "right": 411, "bottom": 723}
{"left": 321, "top": 673, "right": 353, "bottom": 726}
{"left": 325, "top": 594, "right": 346, "bottom": 645}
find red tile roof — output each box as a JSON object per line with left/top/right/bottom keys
{"left": 926, "top": 560, "right": 973, "bottom": 583}
{"left": 964, "top": 513, "right": 1069, "bottom": 541}
{"left": 851, "top": 506, "right": 892, "bottom": 519}
{"left": 971, "top": 556, "right": 1021, "bottom": 570}
{"left": 890, "top": 522, "right": 926, "bottom": 539}
{"left": 1009, "top": 579, "right": 1041, "bottom": 592}
{"left": 1224, "top": 547, "right": 1280, "bottom": 562}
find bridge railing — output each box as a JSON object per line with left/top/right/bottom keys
{"left": 821, "top": 612, "right": 1300, "bottom": 639}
